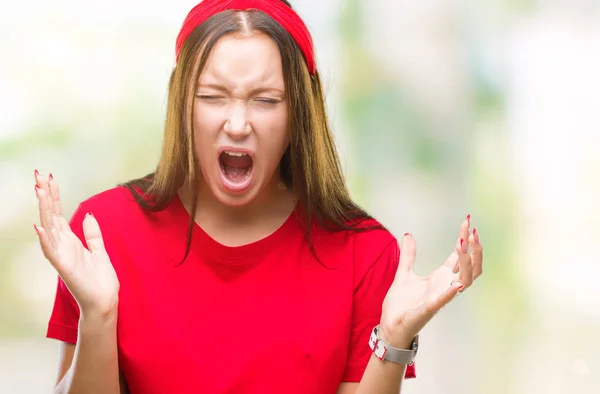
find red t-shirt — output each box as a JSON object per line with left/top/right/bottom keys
{"left": 47, "top": 187, "right": 416, "bottom": 393}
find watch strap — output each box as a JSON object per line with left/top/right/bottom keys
{"left": 368, "top": 325, "right": 419, "bottom": 365}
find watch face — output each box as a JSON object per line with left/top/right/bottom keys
{"left": 369, "top": 334, "right": 377, "bottom": 350}
{"left": 412, "top": 335, "right": 419, "bottom": 355}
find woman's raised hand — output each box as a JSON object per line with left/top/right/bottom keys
{"left": 379, "top": 215, "right": 484, "bottom": 347}
{"left": 34, "top": 171, "right": 120, "bottom": 317}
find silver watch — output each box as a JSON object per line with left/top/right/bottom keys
{"left": 368, "top": 325, "right": 419, "bottom": 365}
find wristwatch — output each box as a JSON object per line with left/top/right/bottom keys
{"left": 368, "top": 325, "right": 419, "bottom": 365}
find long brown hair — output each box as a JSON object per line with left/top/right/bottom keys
{"left": 123, "top": 1, "right": 382, "bottom": 263}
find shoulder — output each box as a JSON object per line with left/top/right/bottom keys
{"left": 351, "top": 218, "right": 398, "bottom": 258}
{"left": 69, "top": 186, "right": 145, "bottom": 227}
{"left": 78, "top": 185, "right": 137, "bottom": 211}
{"left": 348, "top": 218, "right": 399, "bottom": 279}
{"left": 311, "top": 216, "right": 399, "bottom": 273}
{"left": 67, "top": 186, "right": 180, "bottom": 264}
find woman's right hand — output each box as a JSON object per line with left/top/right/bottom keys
{"left": 34, "top": 171, "right": 120, "bottom": 317}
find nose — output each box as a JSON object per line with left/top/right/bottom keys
{"left": 224, "top": 102, "right": 251, "bottom": 140}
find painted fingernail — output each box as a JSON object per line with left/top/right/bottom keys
{"left": 458, "top": 285, "right": 465, "bottom": 291}
{"left": 404, "top": 232, "right": 411, "bottom": 237}
{"left": 34, "top": 169, "right": 39, "bottom": 178}
{"left": 466, "top": 214, "right": 471, "bottom": 221}
{"left": 49, "top": 173, "right": 54, "bottom": 181}
{"left": 460, "top": 238, "right": 464, "bottom": 246}
{"left": 34, "top": 224, "right": 40, "bottom": 234}
{"left": 473, "top": 228, "right": 477, "bottom": 235}
{"left": 35, "top": 184, "right": 40, "bottom": 194}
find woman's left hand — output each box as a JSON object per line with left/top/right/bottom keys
{"left": 379, "top": 215, "right": 483, "bottom": 348}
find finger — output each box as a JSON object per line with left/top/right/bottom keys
{"left": 443, "top": 250, "right": 458, "bottom": 270}
{"left": 35, "top": 171, "right": 51, "bottom": 201}
{"left": 36, "top": 187, "right": 56, "bottom": 247}
{"left": 57, "top": 213, "right": 70, "bottom": 234}
{"left": 51, "top": 214, "right": 63, "bottom": 244}
{"left": 83, "top": 213, "right": 106, "bottom": 254}
{"left": 440, "top": 280, "right": 464, "bottom": 305}
{"left": 449, "top": 215, "right": 471, "bottom": 273}
{"left": 47, "top": 191, "right": 61, "bottom": 245}
{"left": 458, "top": 214, "right": 471, "bottom": 252}
{"left": 47, "top": 173, "right": 63, "bottom": 216}
{"left": 34, "top": 224, "right": 58, "bottom": 266}
{"left": 425, "top": 280, "right": 464, "bottom": 316}
{"left": 450, "top": 236, "right": 465, "bottom": 273}
{"left": 470, "top": 228, "right": 483, "bottom": 279}
{"left": 34, "top": 169, "right": 41, "bottom": 190}
{"left": 34, "top": 169, "right": 41, "bottom": 187}
{"left": 457, "top": 238, "right": 474, "bottom": 289}
{"left": 397, "top": 233, "right": 416, "bottom": 274}
{"left": 451, "top": 236, "right": 462, "bottom": 273}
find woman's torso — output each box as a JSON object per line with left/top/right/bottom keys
{"left": 92, "top": 187, "right": 375, "bottom": 394}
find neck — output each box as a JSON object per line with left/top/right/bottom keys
{"left": 178, "top": 178, "right": 295, "bottom": 228}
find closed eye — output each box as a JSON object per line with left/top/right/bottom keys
{"left": 196, "top": 94, "right": 223, "bottom": 100}
{"left": 255, "top": 98, "right": 280, "bottom": 104}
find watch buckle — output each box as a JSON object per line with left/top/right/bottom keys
{"left": 373, "top": 337, "right": 387, "bottom": 360}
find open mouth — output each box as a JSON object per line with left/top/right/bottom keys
{"left": 218, "top": 150, "right": 254, "bottom": 191}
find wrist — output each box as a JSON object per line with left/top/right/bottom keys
{"left": 378, "top": 323, "right": 415, "bottom": 350}
{"left": 370, "top": 325, "right": 419, "bottom": 366}
{"left": 80, "top": 300, "right": 119, "bottom": 324}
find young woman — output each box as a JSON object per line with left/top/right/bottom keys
{"left": 34, "top": 1, "right": 484, "bottom": 393}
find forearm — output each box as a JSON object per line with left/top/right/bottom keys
{"left": 55, "top": 309, "right": 120, "bottom": 394}
{"left": 354, "top": 354, "right": 406, "bottom": 394}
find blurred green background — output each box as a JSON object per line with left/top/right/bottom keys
{"left": 1, "top": 0, "right": 599, "bottom": 393}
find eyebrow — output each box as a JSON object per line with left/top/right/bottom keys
{"left": 196, "top": 83, "right": 285, "bottom": 95}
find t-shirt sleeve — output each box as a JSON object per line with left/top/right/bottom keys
{"left": 342, "top": 238, "right": 417, "bottom": 382}
{"left": 46, "top": 204, "right": 88, "bottom": 344}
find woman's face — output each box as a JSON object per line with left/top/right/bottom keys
{"left": 193, "top": 32, "right": 289, "bottom": 207}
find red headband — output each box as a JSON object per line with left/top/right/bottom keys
{"left": 175, "top": 0, "right": 316, "bottom": 75}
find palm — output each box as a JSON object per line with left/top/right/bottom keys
{"left": 382, "top": 255, "right": 459, "bottom": 339}
{"left": 380, "top": 219, "right": 483, "bottom": 345}
{"left": 52, "top": 219, "right": 119, "bottom": 312}
{"left": 34, "top": 172, "right": 119, "bottom": 315}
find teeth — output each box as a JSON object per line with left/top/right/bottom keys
{"left": 224, "top": 151, "right": 247, "bottom": 157}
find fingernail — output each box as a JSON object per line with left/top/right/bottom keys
{"left": 35, "top": 184, "right": 40, "bottom": 193}
{"left": 466, "top": 214, "right": 471, "bottom": 221}
{"left": 473, "top": 228, "right": 477, "bottom": 235}
{"left": 404, "top": 232, "right": 411, "bottom": 237}
{"left": 460, "top": 238, "right": 464, "bottom": 247}
{"left": 49, "top": 173, "right": 54, "bottom": 181}
{"left": 34, "top": 169, "right": 39, "bottom": 178}
{"left": 86, "top": 212, "right": 94, "bottom": 217}
{"left": 458, "top": 285, "right": 465, "bottom": 291}
{"left": 33, "top": 224, "right": 40, "bottom": 234}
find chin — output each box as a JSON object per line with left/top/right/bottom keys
{"left": 213, "top": 189, "right": 259, "bottom": 207}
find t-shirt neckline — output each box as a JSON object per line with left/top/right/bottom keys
{"left": 168, "top": 194, "right": 300, "bottom": 264}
